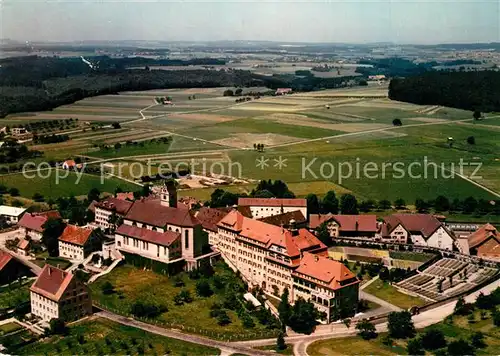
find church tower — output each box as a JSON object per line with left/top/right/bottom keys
{"left": 160, "top": 180, "right": 177, "bottom": 208}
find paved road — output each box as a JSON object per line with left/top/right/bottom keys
{"left": 97, "top": 310, "right": 270, "bottom": 356}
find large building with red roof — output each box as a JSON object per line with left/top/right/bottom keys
{"left": 237, "top": 197, "right": 307, "bottom": 219}
{"left": 18, "top": 211, "right": 62, "bottom": 240}
{"left": 216, "top": 209, "right": 359, "bottom": 322}
{"left": 309, "top": 214, "right": 378, "bottom": 239}
{"left": 58, "top": 225, "right": 98, "bottom": 260}
{"left": 94, "top": 196, "right": 133, "bottom": 230}
{"left": 381, "top": 214, "right": 455, "bottom": 250}
{"left": 30, "top": 265, "right": 92, "bottom": 322}
{"left": 117, "top": 189, "right": 210, "bottom": 269}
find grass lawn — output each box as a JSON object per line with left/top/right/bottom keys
{"left": 0, "top": 322, "right": 22, "bottom": 335}
{"left": 33, "top": 256, "right": 72, "bottom": 270}
{"left": 90, "top": 263, "right": 278, "bottom": 339}
{"left": 308, "top": 309, "right": 500, "bottom": 355}
{"left": 388, "top": 251, "right": 436, "bottom": 262}
{"left": 13, "top": 317, "right": 220, "bottom": 356}
{"left": 0, "top": 171, "right": 138, "bottom": 200}
{"left": 363, "top": 279, "right": 427, "bottom": 310}
{"left": 0, "top": 280, "right": 31, "bottom": 309}
{"left": 255, "top": 344, "right": 294, "bottom": 355}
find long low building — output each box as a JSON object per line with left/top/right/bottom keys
{"left": 0, "top": 205, "right": 26, "bottom": 224}
{"left": 237, "top": 197, "right": 307, "bottom": 219}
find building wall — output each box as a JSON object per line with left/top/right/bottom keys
{"left": 95, "top": 207, "right": 113, "bottom": 229}
{"left": 249, "top": 206, "right": 307, "bottom": 219}
{"left": 20, "top": 227, "right": 42, "bottom": 241}
{"left": 426, "top": 227, "right": 454, "bottom": 250}
{"left": 115, "top": 233, "right": 181, "bottom": 262}
{"left": 59, "top": 279, "right": 92, "bottom": 322}
{"left": 59, "top": 241, "right": 85, "bottom": 260}
{"left": 382, "top": 224, "right": 408, "bottom": 243}
{"left": 31, "top": 291, "right": 59, "bottom": 322}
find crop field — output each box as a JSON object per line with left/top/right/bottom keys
{"left": 4, "top": 84, "right": 499, "bottom": 201}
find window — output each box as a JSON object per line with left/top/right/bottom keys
{"left": 184, "top": 230, "right": 189, "bottom": 249}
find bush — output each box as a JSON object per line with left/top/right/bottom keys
{"left": 421, "top": 329, "right": 446, "bottom": 350}
{"left": 195, "top": 279, "right": 213, "bottom": 297}
{"left": 407, "top": 338, "right": 425, "bottom": 355}
{"left": 217, "top": 310, "right": 232, "bottom": 326}
{"left": 130, "top": 301, "right": 167, "bottom": 318}
{"left": 241, "top": 313, "right": 255, "bottom": 329}
{"left": 48, "top": 318, "right": 67, "bottom": 335}
{"left": 447, "top": 339, "right": 474, "bottom": 356}
{"left": 101, "top": 281, "right": 115, "bottom": 295}
{"left": 356, "top": 319, "right": 377, "bottom": 340}
{"left": 388, "top": 311, "right": 415, "bottom": 339}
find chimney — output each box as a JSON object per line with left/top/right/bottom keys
{"left": 48, "top": 267, "right": 52, "bottom": 275}
{"left": 290, "top": 219, "right": 298, "bottom": 236}
{"left": 355, "top": 220, "right": 359, "bottom": 231}
{"left": 314, "top": 255, "right": 319, "bottom": 262}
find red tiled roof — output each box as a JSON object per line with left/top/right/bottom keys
{"left": 384, "top": 214, "right": 446, "bottom": 239}
{"left": 95, "top": 197, "right": 133, "bottom": 215}
{"left": 116, "top": 192, "right": 135, "bottom": 201}
{"left": 0, "top": 250, "right": 13, "bottom": 271}
{"left": 58, "top": 225, "right": 93, "bottom": 246}
{"left": 63, "top": 160, "right": 76, "bottom": 167}
{"left": 309, "top": 214, "right": 378, "bottom": 232}
{"left": 258, "top": 210, "right": 306, "bottom": 227}
{"left": 116, "top": 224, "right": 180, "bottom": 247}
{"left": 218, "top": 210, "right": 325, "bottom": 258}
{"left": 125, "top": 198, "right": 200, "bottom": 228}
{"left": 238, "top": 198, "right": 307, "bottom": 208}
{"left": 30, "top": 265, "right": 73, "bottom": 302}
{"left": 17, "top": 210, "right": 61, "bottom": 232}
{"left": 294, "top": 252, "right": 359, "bottom": 290}
{"left": 467, "top": 223, "right": 500, "bottom": 250}
{"left": 195, "top": 207, "right": 231, "bottom": 232}
{"left": 17, "top": 239, "right": 30, "bottom": 250}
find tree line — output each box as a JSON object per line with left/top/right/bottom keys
{"left": 389, "top": 71, "right": 500, "bottom": 112}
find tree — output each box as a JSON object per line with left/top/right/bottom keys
{"left": 421, "top": 329, "right": 446, "bottom": 350}
{"left": 407, "top": 338, "right": 425, "bottom": 355}
{"left": 8, "top": 187, "right": 19, "bottom": 196}
{"left": 112, "top": 122, "right": 121, "bottom": 129}
{"left": 470, "top": 331, "right": 486, "bottom": 349}
{"left": 42, "top": 218, "right": 66, "bottom": 257}
{"left": 316, "top": 222, "right": 332, "bottom": 246}
{"left": 321, "top": 190, "right": 339, "bottom": 213}
{"left": 288, "top": 298, "right": 323, "bottom": 334}
{"left": 114, "top": 142, "right": 122, "bottom": 150}
{"left": 463, "top": 196, "right": 478, "bottom": 214}
{"left": 434, "top": 195, "right": 450, "bottom": 212}
{"left": 447, "top": 339, "right": 475, "bottom": 356}
{"left": 394, "top": 198, "right": 406, "bottom": 209}
{"left": 278, "top": 288, "right": 292, "bottom": 327}
{"left": 342, "top": 318, "right": 351, "bottom": 329}
{"left": 195, "top": 279, "right": 213, "bottom": 297}
{"left": 467, "top": 136, "right": 476, "bottom": 145}
{"left": 415, "top": 198, "right": 429, "bottom": 213}
{"left": 473, "top": 110, "right": 482, "bottom": 120}
{"left": 49, "top": 318, "right": 67, "bottom": 335}
{"left": 223, "top": 89, "right": 234, "bottom": 97}
{"left": 493, "top": 308, "right": 500, "bottom": 326}
{"left": 454, "top": 296, "right": 471, "bottom": 315}
{"left": 276, "top": 332, "right": 286, "bottom": 351}
{"left": 356, "top": 319, "right": 377, "bottom": 340}
{"left": 392, "top": 118, "right": 402, "bottom": 126}
{"left": 101, "top": 281, "right": 115, "bottom": 295}
{"left": 377, "top": 199, "right": 392, "bottom": 210}
{"left": 306, "top": 193, "right": 321, "bottom": 215}
{"left": 216, "top": 310, "right": 231, "bottom": 326}
{"left": 32, "top": 192, "right": 45, "bottom": 202}
{"left": 387, "top": 311, "right": 415, "bottom": 339}
{"left": 241, "top": 313, "right": 255, "bottom": 328}
{"left": 340, "top": 194, "right": 358, "bottom": 214}
{"left": 235, "top": 88, "right": 243, "bottom": 96}
{"left": 87, "top": 188, "right": 100, "bottom": 202}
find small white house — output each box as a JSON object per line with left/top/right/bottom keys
{"left": 0, "top": 205, "right": 26, "bottom": 224}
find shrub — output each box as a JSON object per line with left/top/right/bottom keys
{"left": 130, "top": 301, "right": 167, "bottom": 318}
{"left": 356, "top": 319, "right": 377, "bottom": 340}
{"left": 421, "top": 329, "right": 446, "bottom": 350}
{"left": 195, "top": 279, "right": 213, "bottom": 297}
{"left": 217, "top": 310, "right": 232, "bottom": 326}
{"left": 101, "top": 281, "right": 115, "bottom": 295}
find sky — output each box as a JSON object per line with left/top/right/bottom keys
{"left": 1, "top": 0, "right": 499, "bottom": 44}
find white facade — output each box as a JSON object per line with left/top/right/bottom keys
{"left": 31, "top": 291, "right": 59, "bottom": 321}
{"left": 0, "top": 205, "right": 26, "bottom": 224}
{"left": 412, "top": 226, "right": 455, "bottom": 251}
{"left": 382, "top": 224, "right": 409, "bottom": 244}
{"left": 115, "top": 233, "right": 179, "bottom": 262}
{"left": 95, "top": 207, "right": 113, "bottom": 229}
{"left": 59, "top": 241, "right": 85, "bottom": 260}
{"left": 249, "top": 205, "right": 307, "bottom": 219}
{"left": 19, "top": 227, "right": 42, "bottom": 241}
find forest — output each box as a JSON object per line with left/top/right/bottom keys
{"left": 0, "top": 55, "right": 357, "bottom": 117}
{"left": 388, "top": 71, "right": 500, "bottom": 112}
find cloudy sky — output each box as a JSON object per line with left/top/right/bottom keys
{"left": 1, "top": 0, "right": 499, "bottom": 44}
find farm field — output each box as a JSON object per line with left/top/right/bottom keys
{"left": 0, "top": 280, "right": 31, "bottom": 309}
{"left": 12, "top": 317, "right": 220, "bottom": 356}
{"left": 0, "top": 171, "right": 137, "bottom": 199}
{"left": 4, "top": 84, "right": 499, "bottom": 201}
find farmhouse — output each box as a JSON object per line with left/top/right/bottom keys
{"left": 119, "top": 184, "right": 210, "bottom": 270}
{"left": 58, "top": 225, "right": 98, "bottom": 260}
{"left": 18, "top": 211, "right": 62, "bottom": 240}
{"left": 457, "top": 223, "right": 500, "bottom": 260}
{"left": 0, "top": 250, "right": 32, "bottom": 285}
{"left": 30, "top": 265, "right": 92, "bottom": 322}
{"left": 0, "top": 205, "right": 26, "bottom": 224}
{"left": 61, "top": 160, "right": 76, "bottom": 170}
{"left": 11, "top": 127, "right": 33, "bottom": 141}
{"left": 381, "top": 214, "right": 455, "bottom": 250}
{"left": 94, "top": 197, "right": 133, "bottom": 230}
{"left": 237, "top": 197, "right": 307, "bottom": 219}
{"left": 275, "top": 88, "right": 293, "bottom": 95}
{"left": 309, "top": 214, "right": 378, "bottom": 239}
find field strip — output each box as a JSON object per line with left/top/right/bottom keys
{"left": 443, "top": 168, "right": 500, "bottom": 198}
